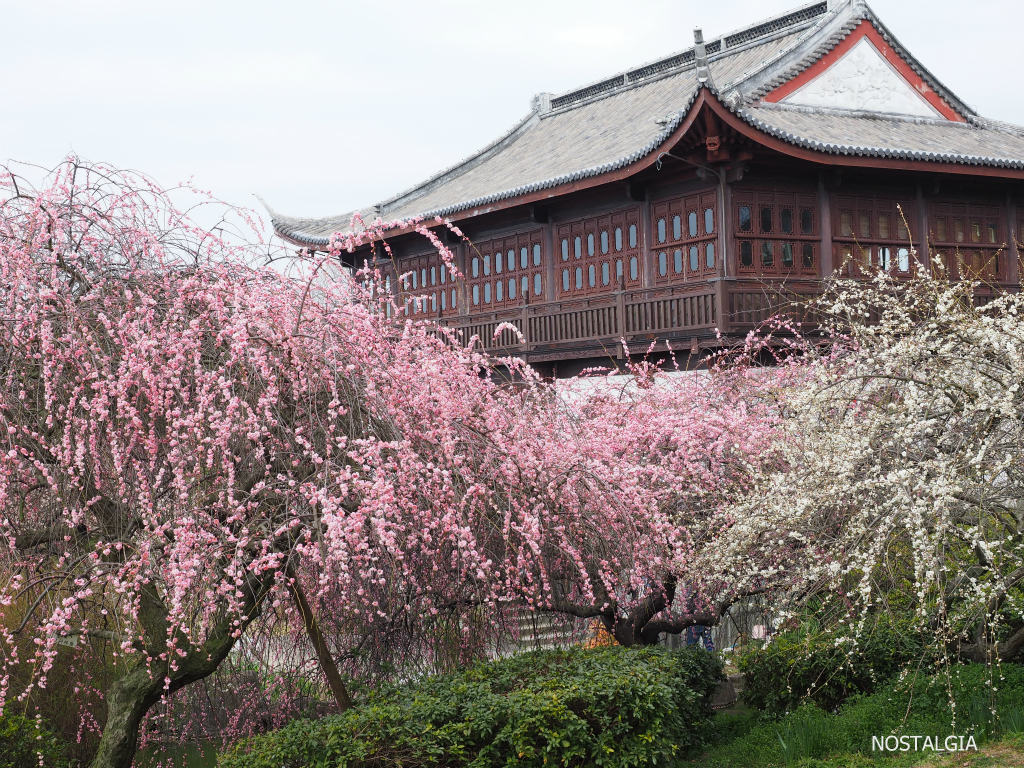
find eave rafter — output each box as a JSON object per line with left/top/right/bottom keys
{"left": 671, "top": 104, "right": 756, "bottom": 167}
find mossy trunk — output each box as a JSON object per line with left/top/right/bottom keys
{"left": 88, "top": 575, "right": 274, "bottom": 768}
{"left": 88, "top": 663, "right": 166, "bottom": 768}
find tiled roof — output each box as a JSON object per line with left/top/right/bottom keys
{"left": 270, "top": 0, "right": 1023, "bottom": 246}
{"left": 738, "top": 104, "right": 1024, "bottom": 169}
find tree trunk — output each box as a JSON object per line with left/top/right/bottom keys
{"left": 288, "top": 574, "right": 352, "bottom": 711}
{"left": 959, "top": 624, "right": 1024, "bottom": 663}
{"left": 89, "top": 663, "right": 166, "bottom": 768}
{"left": 89, "top": 572, "right": 275, "bottom": 768}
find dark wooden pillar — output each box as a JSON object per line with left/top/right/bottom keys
{"left": 916, "top": 183, "right": 930, "bottom": 267}
{"left": 640, "top": 195, "right": 653, "bottom": 289}
{"left": 544, "top": 219, "right": 557, "bottom": 302}
{"left": 817, "top": 172, "right": 833, "bottom": 276}
{"left": 715, "top": 170, "right": 730, "bottom": 336}
{"left": 1006, "top": 192, "right": 1019, "bottom": 288}
{"left": 456, "top": 241, "right": 469, "bottom": 316}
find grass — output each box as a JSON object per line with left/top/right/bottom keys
{"left": 688, "top": 664, "right": 1024, "bottom": 768}
{"left": 134, "top": 742, "right": 218, "bottom": 768}
{"left": 691, "top": 713, "right": 1024, "bottom": 767}
{"left": 920, "top": 733, "right": 1024, "bottom": 767}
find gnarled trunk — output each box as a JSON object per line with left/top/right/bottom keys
{"left": 959, "top": 624, "right": 1024, "bottom": 664}
{"left": 89, "top": 573, "right": 275, "bottom": 768}
{"left": 89, "top": 664, "right": 166, "bottom": 768}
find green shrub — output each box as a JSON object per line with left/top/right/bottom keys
{"left": 0, "top": 712, "right": 72, "bottom": 768}
{"left": 739, "top": 615, "right": 931, "bottom": 714}
{"left": 699, "top": 663, "right": 1024, "bottom": 767}
{"left": 219, "top": 645, "right": 723, "bottom": 768}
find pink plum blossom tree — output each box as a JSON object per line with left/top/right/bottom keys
{"left": 0, "top": 159, "right": 779, "bottom": 768}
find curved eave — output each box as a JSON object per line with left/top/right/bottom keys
{"left": 273, "top": 88, "right": 710, "bottom": 248}
{"left": 715, "top": 103, "right": 1024, "bottom": 178}
{"left": 274, "top": 86, "right": 1024, "bottom": 249}
{"left": 740, "top": 115, "right": 1024, "bottom": 170}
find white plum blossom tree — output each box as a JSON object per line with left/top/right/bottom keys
{"left": 722, "top": 266, "right": 1024, "bottom": 663}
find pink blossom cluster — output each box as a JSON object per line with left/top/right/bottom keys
{"left": 0, "top": 159, "right": 780, "bottom": 765}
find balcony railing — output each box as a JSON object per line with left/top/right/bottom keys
{"left": 429, "top": 273, "right": 1020, "bottom": 361}
{"left": 444, "top": 283, "right": 717, "bottom": 358}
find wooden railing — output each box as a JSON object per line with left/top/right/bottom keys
{"left": 625, "top": 290, "right": 716, "bottom": 334}
{"left": 726, "top": 278, "right": 1021, "bottom": 330}
{"left": 727, "top": 281, "right": 821, "bottom": 328}
{"left": 440, "top": 276, "right": 1022, "bottom": 360}
{"left": 445, "top": 284, "right": 717, "bottom": 357}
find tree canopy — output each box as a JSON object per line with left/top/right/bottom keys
{"left": 723, "top": 271, "right": 1024, "bottom": 664}
{"left": 0, "top": 160, "right": 780, "bottom": 768}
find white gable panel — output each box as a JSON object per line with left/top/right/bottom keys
{"left": 781, "top": 37, "right": 942, "bottom": 118}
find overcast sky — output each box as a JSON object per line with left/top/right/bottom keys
{"left": 2, "top": 0, "right": 1021, "bottom": 225}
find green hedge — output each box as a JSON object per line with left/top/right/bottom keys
{"left": 739, "top": 615, "right": 931, "bottom": 714}
{"left": 0, "top": 712, "right": 72, "bottom": 768}
{"left": 700, "top": 663, "right": 1024, "bottom": 767}
{"left": 218, "top": 645, "right": 723, "bottom": 768}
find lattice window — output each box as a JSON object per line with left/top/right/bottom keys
{"left": 360, "top": 272, "right": 393, "bottom": 319}
{"left": 651, "top": 191, "right": 718, "bottom": 285}
{"left": 395, "top": 251, "right": 459, "bottom": 318}
{"left": 832, "top": 194, "right": 916, "bottom": 277}
{"left": 467, "top": 230, "right": 544, "bottom": 311}
{"left": 929, "top": 201, "right": 1006, "bottom": 282}
{"left": 734, "top": 188, "right": 819, "bottom": 277}
{"left": 555, "top": 207, "right": 642, "bottom": 298}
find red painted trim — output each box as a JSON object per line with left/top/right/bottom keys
{"left": 701, "top": 95, "right": 1022, "bottom": 178}
{"left": 764, "top": 20, "right": 964, "bottom": 123}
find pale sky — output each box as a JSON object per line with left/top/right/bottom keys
{"left": 2, "top": 0, "right": 1021, "bottom": 225}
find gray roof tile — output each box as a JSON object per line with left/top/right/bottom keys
{"left": 271, "top": 0, "right": 1024, "bottom": 246}
{"left": 740, "top": 104, "right": 1024, "bottom": 168}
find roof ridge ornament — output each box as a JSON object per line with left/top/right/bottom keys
{"left": 693, "top": 28, "right": 714, "bottom": 86}
{"left": 532, "top": 92, "right": 553, "bottom": 115}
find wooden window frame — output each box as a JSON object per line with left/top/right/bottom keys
{"left": 929, "top": 200, "right": 1007, "bottom": 282}
{"left": 466, "top": 230, "right": 545, "bottom": 311}
{"left": 651, "top": 191, "right": 718, "bottom": 285}
{"left": 832, "top": 194, "right": 917, "bottom": 278}
{"left": 386, "top": 251, "right": 457, "bottom": 319}
{"left": 555, "top": 206, "right": 641, "bottom": 298}
{"left": 733, "top": 187, "right": 819, "bottom": 278}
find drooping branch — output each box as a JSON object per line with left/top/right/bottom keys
{"left": 0, "top": 158, "right": 783, "bottom": 768}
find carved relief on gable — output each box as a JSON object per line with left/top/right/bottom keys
{"left": 780, "top": 37, "right": 942, "bottom": 118}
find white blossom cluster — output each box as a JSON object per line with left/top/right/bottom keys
{"left": 720, "top": 266, "right": 1024, "bottom": 662}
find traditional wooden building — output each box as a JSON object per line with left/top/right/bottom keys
{"left": 269, "top": 0, "right": 1024, "bottom": 373}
